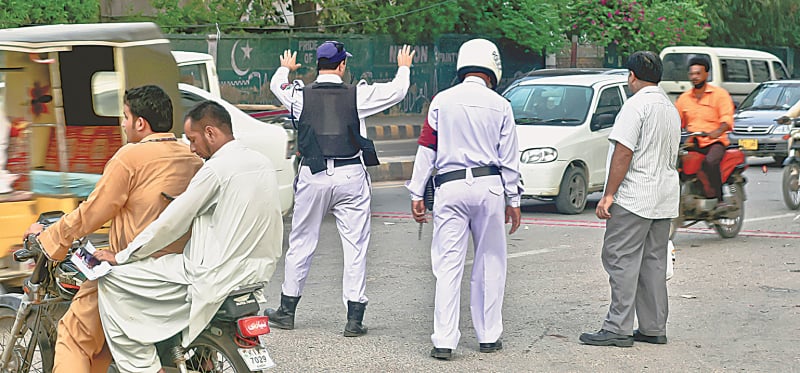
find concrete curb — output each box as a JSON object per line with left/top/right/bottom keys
{"left": 367, "top": 160, "right": 414, "bottom": 182}
{"left": 367, "top": 124, "right": 422, "bottom": 141}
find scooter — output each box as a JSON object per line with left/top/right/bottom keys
{"left": 779, "top": 116, "right": 800, "bottom": 209}
{"left": 671, "top": 132, "right": 748, "bottom": 239}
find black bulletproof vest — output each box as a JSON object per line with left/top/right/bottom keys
{"left": 298, "top": 82, "right": 360, "bottom": 158}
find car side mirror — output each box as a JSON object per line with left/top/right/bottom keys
{"left": 591, "top": 113, "right": 616, "bottom": 131}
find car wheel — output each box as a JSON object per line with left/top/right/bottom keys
{"left": 555, "top": 166, "right": 587, "bottom": 214}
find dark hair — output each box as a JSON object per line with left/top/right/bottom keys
{"left": 626, "top": 51, "right": 663, "bottom": 84}
{"left": 185, "top": 100, "right": 233, "bottom": 135}
{"left": 317, "top": 58, "right": 344, "bottom": 71}
{"left": 688, "top": 56, "right": 710, "bottom": 72}
{"left": 124, "top": 85, "right": 173, "bottom": 133}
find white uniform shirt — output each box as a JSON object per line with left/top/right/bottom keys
{"left": 607, "top": 85, "right": 681, "bottom": 219}
{"left": 270, "top": 66, "right": 411, "bottom": 137}
{"left": 111, "top": 140, "right": 284, "bottom": 343}
{"left": 406, "top": 76, "right": 522, "bottom": 205}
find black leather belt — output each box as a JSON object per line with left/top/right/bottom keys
{"left": 302, "top": 157, "right": 362, "bottom": 168}
{"left": 433, "top": 166, "right": 501, "bottom": 187}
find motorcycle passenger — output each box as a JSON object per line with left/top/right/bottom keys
{"left": 93, "top": 101, "right": 283, "bottom": 373}
{"left": 23, "top": 86, "right": 203, "bottom": 373}
{"left": 674, "top": 56, "right": 735, "bottom": 206}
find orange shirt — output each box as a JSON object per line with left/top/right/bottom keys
{"left": 39, "top": 133, "right": 203, "bottom": 260}
{"left": 675, "top": 84, "right": 735, "bottom": 147}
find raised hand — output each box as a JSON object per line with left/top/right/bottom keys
{"left": 397, "top": 45, "right": 416, "bottom": 68}
{"left": 279, "top": 50, "right": 302, "bottom": 71}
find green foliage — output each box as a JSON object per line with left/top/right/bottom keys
{"left": 701, "top": 0, "right": 800, "bottom": 48}
{"left": 0, "top": 0, "right": 99, "bottom": 27}
{"left": 567, "top": 0, "right": 709, "bottom": 55}
{"left": 148, "top": 0, "right": 280, "bottom": 32}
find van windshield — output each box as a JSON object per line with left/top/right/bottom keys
{"left": 662, "top": 53, "right": 713, "bottom": 82}
{"left": 738, "top": 82, "right": 800, "bottom": 111}
{"left": 504, "top": 85, "right": 592, "bottom": 126}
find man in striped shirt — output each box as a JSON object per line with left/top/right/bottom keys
{"left": 579, "top": 51, "right": 681, "bottom": 347}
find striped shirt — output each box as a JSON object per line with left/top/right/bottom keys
{"left": 607, "top": 85, "right": 681, "bottom": 219}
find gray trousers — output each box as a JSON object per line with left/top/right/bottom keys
{"left": 601, "top": 204, "right": 669, "bottom": 336}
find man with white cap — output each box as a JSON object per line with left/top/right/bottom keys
{"left": 267, "top": 41, "right": 415, "bottom": 336}
{"left": 407, "top": 38, "right": 522, "bottom": 360}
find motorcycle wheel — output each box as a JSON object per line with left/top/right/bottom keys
{"left": 714, "top": 182, "right": 745, "bottom": 238}
{"left": 781, "top": 163, "right": 800, "bottom": 210}
{"left": 0, "top": 307, "right": 47, "bottom": 373}
{"left": 183, "top": 325, "right": 250, "bottom": 373}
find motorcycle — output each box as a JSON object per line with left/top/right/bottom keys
{"left": 670, "top": 132, "right": 748, "bottom": 239}
{"left": 0, "top": 212, "right": 273, "bottom": 373}
{"left": 779, "top": 116, "right": 800, "bottom": 210}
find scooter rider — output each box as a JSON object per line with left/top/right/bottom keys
{"left": 266, "top": 42, "right": 415, "bottom": 336}
{"left": 407, "top": 38, "right": 522, "bottom": 360}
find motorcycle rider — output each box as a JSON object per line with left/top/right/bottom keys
{"left": 674, "top": 56, "right": 735, "bottom": 206}
{"left": 23, "top": 85, "right": 203, "bottom": 373}
{"left": 93, "top": 101, "right": 283, "bottom": 373}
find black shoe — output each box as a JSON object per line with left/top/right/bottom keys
{"left": 479, "top": 340, "right": 503, "bottom": 353}
{"left": 430, "top": 347, "right": 452, "bottom": 360}
{"left": 343, "top": 301, "right": 368, "bottom": 337}
{"left": 633, "top": 330, "right": 667, "bottom": 344}
{"left": 264, "top": 293, "right": 301, "bottom": 330}
{"left": 579, "top": 329, "right": 634, "bottom": 347}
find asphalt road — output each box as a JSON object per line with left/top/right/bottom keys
{"left": 260, "top": 159, "right": 800, "bottom": 372}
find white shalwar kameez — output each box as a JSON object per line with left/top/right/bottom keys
{"left": 269, "top": 66, "right": 409, "bottom": 306}
{"left": 406, "top": 76, "right": 522, "bottom": 350}
{"left": 97, "top": 140, "right": 283, "bottom": 373}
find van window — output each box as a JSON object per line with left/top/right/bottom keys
{"left": 179, "top": 64, "right": 210, "bottom": 93}
{"left": 662, "top": 53, "right": 713, "bottom": 81}
{"left": 720, "top": 59, "right": 750, "bottom": 82}
{"left": 773, "top": 61, "right": 790, "bottom": 80}
{"left": 751, "top": 60, "right": 770, "bottom": 82}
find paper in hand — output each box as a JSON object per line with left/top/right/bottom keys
{"left": 70, "top": 241, "right": 112, "bottom": 281}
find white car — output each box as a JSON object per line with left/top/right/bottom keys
{"left": 179, "top": 83, "right": 296, "bottom": 215}
{"left": 503, "top": 74, "right": 630, "bottom": 214}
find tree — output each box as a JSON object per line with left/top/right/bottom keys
{"left": 701, "top": 0, "right": 800, "bottom": 48}
{"left": 0, "top": 0, "right": 100, "bottom": 27}
{"left": 148, "top": 0, "right": 282, "bottom": 32}
{"left": 566, "top": 0, "right": 709, "bottom": 56}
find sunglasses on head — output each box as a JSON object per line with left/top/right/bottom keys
{"left": 326, "top": 41, "right": 345, "bottom": 53}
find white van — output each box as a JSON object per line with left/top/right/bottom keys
{"left": 659, "top": 46, "right": 791, "bottom": 103}
{"left": 171, "top": 51, "right": 221, "bottom": 98}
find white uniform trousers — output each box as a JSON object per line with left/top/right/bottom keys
{"left": 282, "top": 163, "right": 371, "bottom": 306}
{"left": 430, "top": 175, "right": 507, "bottom": 349}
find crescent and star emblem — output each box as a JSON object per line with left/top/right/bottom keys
{"left": 231, "top": 40, "right": 254, "bottom": 77}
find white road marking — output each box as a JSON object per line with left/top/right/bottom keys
{"left": 745, "top": 213, "right": 797, "bottom": 223}
{"left": 465, "top": 248, "right": 554, "bottom": 265}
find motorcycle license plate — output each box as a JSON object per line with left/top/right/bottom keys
{"left": 738, "top": 138, "right": 758, "bottom": 150}
{"left": 238, "top": 347, "right": 275, "bottom": 370}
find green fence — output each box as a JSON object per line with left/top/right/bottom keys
{"left": 168, "top": 33, "right": 544, "bottom": 112}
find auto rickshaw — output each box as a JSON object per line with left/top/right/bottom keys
{"left": 0, "top": 22, "right": 184, "bottom": 290}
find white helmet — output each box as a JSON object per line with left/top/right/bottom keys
{"left": 456, "top": 38, "right": 503, "bottom": 89}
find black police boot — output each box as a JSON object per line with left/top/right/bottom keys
{"left": 343, "top": 301, "right": 368, "bottom": 337}
{"left": 264, "top": 293, "right": 301, "bottom": 330}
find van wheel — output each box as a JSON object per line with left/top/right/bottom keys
{"left": 556, "top": 167, "right": 587, "bottom": 214}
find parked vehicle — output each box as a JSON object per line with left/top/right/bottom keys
{"left": 659, "top": 46, "right": 790, "bottom": 103}
{"left": 671, "top": 132, "right": 748, "bottom": 239}
{"left": 503, "top": 74, "right": 629, "bottom": 214}
{"left": 779, "top": 116, "right": 800, "bottom": 209}
{"left": 728, "top": 81, "right": 800, "bottom": 164}
{"left": 0, "top": 212, "right": 272, "bottom": 373}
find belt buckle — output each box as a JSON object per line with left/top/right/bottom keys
{"left": 326, "top": 159, "right": 334, "bottom": 176}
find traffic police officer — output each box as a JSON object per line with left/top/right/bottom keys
{"left": 407, "top": 38, "right": 522, "bottom": 360}
{"left": 267, "top": 41, "right": 415, "bottom": 336}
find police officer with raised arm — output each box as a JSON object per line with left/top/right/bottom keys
{"left": 406, "top": 38, "right": 522, "bottom": 360}
{"left": 267, "top": 41, "right": 415, "bottom": 337}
